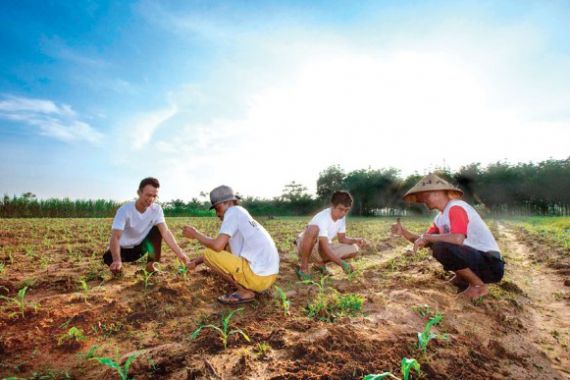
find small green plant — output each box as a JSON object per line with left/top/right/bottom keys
{"left": 93, "top": 351, "right": 141, "bottom": 380}
{"left": 337, "top": 293, "right": 365, "bottom": 316}
{"left": 176, "top": 259, "right": 189, "bottom": 279}
{"left": 254, "top": 342, "right": 271, "bottom": 358}
{"left": 80, "top": 344, "right": 100, "bottom": 360}
{"left": 417, "top": 314, "right": 444, "bottom": 352}
{"left": 140, "top": 269, "right": 155, "bottom": 290}
{"left": 363, "top": 357, "right": 420, "bottom": 380}
{"left": 78, "top": 278, "right": 89, "bottom": 302}
{"left": 274, "top": 285, "right": 290, "bottom": 316}
{"left": 58, "top": 326, "right": 87, "bottom": 346}
{"left": 0, "top": 286, "right": 29, "bottom": 318}
{"left": 0, "top": 262, "right": 5, "bottom": 277}
{"left": 412, "top": 304, "right": 432, "bottom": 318}
{"left": 191, "top": 308, "right": 250, "bottom": 349}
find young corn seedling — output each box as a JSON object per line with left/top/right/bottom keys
{"left": 140, "top": 269, "right": 155, "bottom": 290}
{"left": 0, "top": 286, "right": 29, "bottom": 318}
{"left": 176, "top": 259, "right": 189, "bottom": 280}
{"left": 93, "top": 351, "right": 141, "bottom": 380}
{"left": 274, "top": 285, "right": 290, "bottom": 316}
{"left": 417, "top": 314, "right": 443, "bottom": 352}
{"left": 58, "top": 327, "right": 87, "bottom": 346}
{"left": 363, "top": 357, "right": 421, "bottom": 380}
{"left": 78, "top": 278, "right": 89, "bottom": 302}
{"left": 191, "top": 308, "right": 250, "bottom": 349}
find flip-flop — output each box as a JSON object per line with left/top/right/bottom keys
{"left": 314, "top": 265, "right": 333, "bottom": 276}
{"left": 295, "top": 267, "right": 312, "bottom": 281}
{"left": 217, "top": 292, "right": 255, "bottom": 305}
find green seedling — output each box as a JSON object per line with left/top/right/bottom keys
{"left": 412, "top": 304, "right": 432, "bottom": 318}
{"left": 417, "top": 314, "right": 443, "bottom": 352}
{"left": 301, "top": 275, "right": 329, "bottom": 297}
{"left": 58, "top": 327, "right": 87, "bottom": 346}
{"left": 78, "top": 278, "right": 89, "bottom": 302}
{"left": 80, "top": 345, "right": 100, "bottom": 360}
{"left": 363, "top": 357, "right": 421, "bottom": 380}
{"left": 176, "top": 259, "right": 189, "bottom": 279}
{"left": 274, "top": 285, "right": 290, "bottom": 316}
{"left": 337, "top": 293, "right": 365, "bottom": 316}
{"left": 254, "top": 342, "right": 271, "bottom": 358}
{"left": 400, "top": 358, "right": 421, "bottom": 380}
{"left": 140, "top": 269, "right": 155, "bottom": 290}
{"left": 0, "top": 286, "right": 29, "bottom": 318}
{"left": 93, "top": 352, "right": 141, "bottom": 380}
{"left": 191, "top": 308, "right": 250, "bottom": 349}
{"left": 0, "top": 262, "right": 5, "bottom": 276}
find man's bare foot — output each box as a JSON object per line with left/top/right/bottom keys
{"left": 459, "top": 284, "right": 489, "bottom": 299}
{"left": 145, "top": 262, "right": 160, "bottom": 273}
{"left": 448, "top": 275, "right": 468, "bottom": 289}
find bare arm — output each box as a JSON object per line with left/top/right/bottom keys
{"left": 390, "top": 218, "right": 421, "bottom": 243}
{"left": 182, "top": 226, "right": 230, "bottom": 252}
{"left": 109, "top": 229, "right": 123, "bottom": 273}
{"left": 318, "top": 238, "right": 346, "bottom": 268}
{"left": 337, "top": 232, "right": 367, "bottom": 247}
{"left": 156, "top": 223, "right": 191, "bottom": 264}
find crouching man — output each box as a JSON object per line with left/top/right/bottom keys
{"left": 103, "top": 177, "right": 192, "bottom": 274}
{"left": 392, "top": 173, "right": 504, "bottom": 299}
{"left": 182, "top": 185, "right": 280, "bottom": 305}
{"left": 295, "top": 191, "right": 367, "bottom": 280}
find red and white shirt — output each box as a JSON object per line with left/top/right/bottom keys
{"left": 426, "top": 200, "right": 500, "bottom": 253}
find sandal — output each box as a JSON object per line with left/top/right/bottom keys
{"left": 295, "top": 267, "right": 312, "bottom": 281}
{"left": 217, "top": 292, "right": 255, "bottom": 305}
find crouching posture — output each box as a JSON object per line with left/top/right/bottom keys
{"left": 392, "top": 174, "right": 504, "bottom": 299}
{"left": 183, "top": 185, "right": 280, "bottom": 305}
{"left": 295, "top": 191, "right": 367, "bottom": 280}
{"left": 103, "top": 177, "right": 192, "bottom": 274}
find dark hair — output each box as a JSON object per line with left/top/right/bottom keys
{"left": 138, "top": 177, "right": 160, "bottom": 192}
{"left": 331, "top": 191, "right": 353, "bottom": 207}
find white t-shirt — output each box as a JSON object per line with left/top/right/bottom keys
{"left": 219, "top": 206, "right": 279, "bottom": 276}
{"left": 431, "top": 200, "right": 500, "bottom": 253}
{"left": 111, "top": 202, "right": 166, "bottom": 248}
{"left": 308, "top": 207, "right": 347, "bottom": 243}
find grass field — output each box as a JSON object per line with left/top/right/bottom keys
{"left": 1, "top": 216, "right": 569, "bottom": 380}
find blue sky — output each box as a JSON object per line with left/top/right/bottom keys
{"left": 1, "top": 0, "right": 569, "bottom": 201}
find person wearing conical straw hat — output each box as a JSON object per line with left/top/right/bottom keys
{"left": 181, "top": 185, "right": 280, "bottom": 305}
{"left": 391, "top": 173, "right": 504, "bottom": 299}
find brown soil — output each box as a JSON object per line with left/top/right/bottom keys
{"left": 1, "top": 220, "right": 570, "bottom": 379}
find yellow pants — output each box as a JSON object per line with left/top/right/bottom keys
{"left": 203, "top": 248, "right": 277, "bottom": 292}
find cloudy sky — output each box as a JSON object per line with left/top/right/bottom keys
{"left": 1, "top": 0, "right": 569, "bottom": 201}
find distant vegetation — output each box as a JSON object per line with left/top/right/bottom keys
{"left": 2, "top": 158, "right": 569, "bottom": 218}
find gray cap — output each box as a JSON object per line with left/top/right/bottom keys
{"left": 209, "top": 185, "right": 241, "bottom": 210}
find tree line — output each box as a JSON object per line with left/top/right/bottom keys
{"left": 1, "top": 158, "right": 569, "bottom": 218}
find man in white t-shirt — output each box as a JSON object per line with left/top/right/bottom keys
{"left": 103, "top": 177, "right": 192, "bottom": 274}
{"left": 391, "top": 173, "right": 504, "bottom": 299}
{"left": 295, "top": 191, "right": 367, "bottom": 280}
{"left": 182, "top": 185, "right": 280, "bottom": 305}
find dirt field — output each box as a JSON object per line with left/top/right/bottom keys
{"left": 1, "top": 217, "right": 569, "bottom": 380}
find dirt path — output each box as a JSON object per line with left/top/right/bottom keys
{"left": 497, "top": 223, "right": 570, "bottom": 379}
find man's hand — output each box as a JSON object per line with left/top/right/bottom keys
{"left": 109, "top": 260, "right": 122, "bottom": 273}
{"left": 390, "top": 218, "right": 404, "bottom": 236}
{"left": 413, "top": 235, "right": 428, "bottom": 253}
{"left": 354, "top": 238, "right": 368, "bottom": 248}
{"left": 182, "top": 226, "right": 199, "bottom": 239}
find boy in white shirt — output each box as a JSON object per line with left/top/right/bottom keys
{"left": 295, "top": 191, "right": 367, "bottom": 280}
{"left": 182, "top": 185, "right": 280, "bottom": 305}
{"left": 103, "top": 177, "right": 192, "bottom": 274}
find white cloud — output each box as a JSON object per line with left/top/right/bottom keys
{"left": 127, "top": 104, "right": 178, "bottom": 150}
{"left": 0, "top": 95, "right": 103, "bottom": 143}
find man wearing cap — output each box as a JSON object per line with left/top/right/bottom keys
{"left": 295, "top": 190, "right": 367, "bottom": 280}
{"left": 103, "top": 177, "right": 193, "bottom": 274}
{"left": 391, "top": 173, "right": 504, "bottom": 298}
{"left": 182, "top": 185, "right": 280, "bottom": 304}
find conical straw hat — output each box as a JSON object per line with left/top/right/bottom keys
{"left": 403, "top": 173, "right": 463, "bottom": 203}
